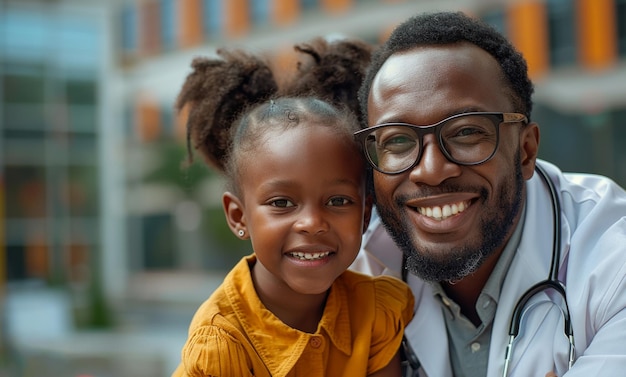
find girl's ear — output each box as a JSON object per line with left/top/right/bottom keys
{"left": 223, "top": 191, "right": 248, "bottom": 239}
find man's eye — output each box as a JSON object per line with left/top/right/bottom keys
{"left": 270, "top": 199, "right": 294, "bottom": 208}
{"left": 327, "top": 197, "right": 351, "bottom": 206}
{"left": 380, "top": 135, "right": 416, "bottom": 153}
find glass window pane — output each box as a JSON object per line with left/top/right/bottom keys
{"left": 160, "top": 0, "right": 176, "bottom": 50}
{"left": 482, "top": 8, "right": 506, "bottom": 36}
{"left": 66, "top": 79, "right": 97, "bottom": 105}
{"left": 122, "top": 4, "right": 138, "bottom": 52}
{"left": 68, "top": 105, "right": 97, "bottom": 133}
{"left": 617, "top": 0, "right": 626, "bottom": 57}
{"left": 142, "top": 214, "right": 175, "bottom": 269}
{"left": 300, "top": 0, "right": 318, "bottom": 11}
{"left": 67, "top": 166, "right": 99, "bottom": 217}
{"left": 533, "top": 103, "right": 595, "bottom": 173}
{"left": 69, "top": 133, "right": 98, "bottom": 165}
{"left": 547, "top": 0, "right": 577, "bottom": 67}
{"left": 203, "top": 0, "right": 223, "bottom": 36}
{"left": 3, "top": 137, "right": 47, "bottom": 165}
{"left": 53, "top": 14, "right": 101, "bottom": 73}
{"left": 6, "top": 245, "right": 28, "bottom": 281}
{"left": 3, "top": 103, "right": 46, "bottom": 130}
{"left": 251, "top": 0, "right": 270, "bottom": 25}
{"left": 4, "top": 166, "right": 47, "bottom": 218}
{"left": 3, "top": 73, "right": 45, "bottom": 104}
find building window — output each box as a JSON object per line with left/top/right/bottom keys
{"left": 251, "top": 0, "right": 270, "bottom": 25}
{"left": 618, "top": 0, "right": 626, "bottom": 57}
{"left": 160, "top": 0, "right": 176, "bottom": 50}
{"left": 3, "top": 71, "right": 45, "bottom": 104}
{"left": 547, "top": 0, "right": 577, "bottom": 68}
{"left": 481, "top": 8, "right": 506, "bottom": 37}
{"left": 122, "top": 4, "right": 138, "bottom": 54}
{"left": 300, "top": 0, "right": 318, "bottom": 11}
{"left": 202, "top": 0, "right": 223, "bottom": 38}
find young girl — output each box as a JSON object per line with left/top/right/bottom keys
{"left": 171, "top": 38, "right": 414, "bottom": 377}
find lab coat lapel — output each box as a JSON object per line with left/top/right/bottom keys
{"left": 405, "top": 273, "right": 454, "bottom": 377}
{"left": 487, "top": 170, "right": 556, "bottom": 377}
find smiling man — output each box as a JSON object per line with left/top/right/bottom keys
{"left": 351, "top": 11, "right": 626, "bottom": 377}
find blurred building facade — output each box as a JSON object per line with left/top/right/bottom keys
{"left": 1, "top": 0, "right": 626, "bottom": 375}
{"left": 1, "top": 0, "right": 112, "bottom": 325}
{"left": 116, "top": 0, "right": 626, "bottom": 302}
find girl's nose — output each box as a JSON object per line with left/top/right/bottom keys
{"left": 294, "top": 206, "right": 329, "bottom": 235}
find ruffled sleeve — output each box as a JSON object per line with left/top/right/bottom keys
{"left": 178, "top": 324, "right": 254, "bottom": 377}
{"left": 368, "top": 276, "right": 415, "bottom": 373}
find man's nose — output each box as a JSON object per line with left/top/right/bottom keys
{"left": 409, "top": 134, "right": 461, "bottom": 185}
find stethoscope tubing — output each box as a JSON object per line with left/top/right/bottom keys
{"left": 502, "top": 164, "right": 575, "bottom": 376}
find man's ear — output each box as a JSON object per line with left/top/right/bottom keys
{"left": 223, "top": 191, "right": 248, "bottom": 239}
{"left": 362, "top": 194, "right": 374, "bottom": 234}
{"left": 520, "top": 122, "right": 540, "bottom": 180}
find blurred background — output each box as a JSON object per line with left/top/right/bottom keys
{"left": 0, "top": 0, "right": 625, "bottom": 376}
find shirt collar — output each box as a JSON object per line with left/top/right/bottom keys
{"left": 226, "top": 255, "right": 352, "bottom": 376}
{"left": 482, "top": 202, "right": 526, "bottom": 304}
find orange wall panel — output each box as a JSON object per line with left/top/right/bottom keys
{"left": 179, "top": 0, "right": 204, "bottom": 47}
{"left": 225, "top": 0, "right": 250, "bottom": 37}
{"left": 136, "top": 98, "right": 162, "bottom": 142}
{"left": 175, "top": 104, "right": 189, "bottom": 141}
{"left": 273, "top": 0, "right": 299, "bottom": 26}
{"left": 577, "top": 0, "right": 617, "bottom": 70}
{"left": 507, "top": 1, "right": 549, "bottom": 79}
{"left": 321, "top": 0, "right": 353, "bottom": 14}
{"left": 140, "top": 0, "right": 161, "bottom": 55}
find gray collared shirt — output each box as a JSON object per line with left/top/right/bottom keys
{"left": 431, "top": 204, "right": 526, "bottom": 377}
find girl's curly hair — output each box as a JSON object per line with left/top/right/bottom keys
{"left": 175, "top": 37, "right": 373, "bottom": 194}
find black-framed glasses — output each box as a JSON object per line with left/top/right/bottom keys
{"left": 354, "top": 112, "right": 528, "bottom": 175}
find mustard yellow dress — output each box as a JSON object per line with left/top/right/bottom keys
{"left": 172, "top": 254, "right": 414, "bottom": 377}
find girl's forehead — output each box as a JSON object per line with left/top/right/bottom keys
{"left": 234, "top": 123, "right": 365, "bottom": 201}
{"left": 244, "top": 125, "right": 360, "bottom": 164}
{"left": 253, "top": 118, "right": 351, "bottom": 141}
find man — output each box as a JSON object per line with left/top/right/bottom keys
{"left": 351, "top": 11, "right": 626, "bottom": 377}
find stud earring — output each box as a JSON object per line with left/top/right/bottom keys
{"left": 238, "top": 229, "right": 245, "bottom": 237}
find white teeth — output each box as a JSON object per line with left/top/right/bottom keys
{"left": 289, "top": 251, "right": 331, "bottom": 261}
{"left": 442, "top": 204, "right": 452, "bottom": 217}
{"left": 418, "top": 201, "right": 469, "bottom": 220}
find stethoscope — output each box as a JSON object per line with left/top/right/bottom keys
{"left": 502, "top": 163, "right": 575, "bottom": 376}
{"left": 400, "top": 164, "right": 576, "bottom": 377}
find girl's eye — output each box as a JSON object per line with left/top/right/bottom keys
{"left": 327, "top": 197, "right": 351, "bottom": 206}
{"left": 270, "top": 199, "right": 294, "bottom": 208}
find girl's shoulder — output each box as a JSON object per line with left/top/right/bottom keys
{"left": 337, "top": 270, "right": 414, "bottom": 315}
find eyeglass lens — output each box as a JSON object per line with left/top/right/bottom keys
{"left": 363, "top": 113, "right": 503, "bottom": 173}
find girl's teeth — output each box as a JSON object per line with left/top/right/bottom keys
{"left": 290, "top": 251, "right": 330, "bottom": 260}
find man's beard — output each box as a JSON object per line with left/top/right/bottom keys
{"left": 376, "top": 157, "right": 524, "bottom": 283}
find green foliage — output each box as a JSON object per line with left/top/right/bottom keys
{"left": 143, "top": 140, "right": 214, "bottom": 193}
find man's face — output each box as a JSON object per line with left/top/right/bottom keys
{"left": 367, "top": 43, "right": 538, "bottom": 282}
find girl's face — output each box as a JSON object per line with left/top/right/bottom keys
{"left": 225, "top": 123, "right": 369, "bottom": 297}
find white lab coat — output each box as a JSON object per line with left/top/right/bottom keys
{"left": 351, "top": 160, "right": 626, "bottom": 376}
